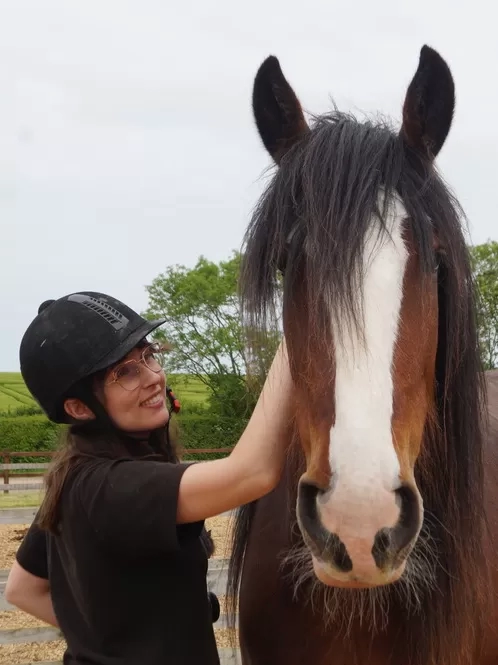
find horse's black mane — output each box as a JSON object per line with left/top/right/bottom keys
{"left": 228, "top": 110, "right": 489, "bottom": 665}
{"left": 240, "top": 110, "right": 469, "bottom": 340}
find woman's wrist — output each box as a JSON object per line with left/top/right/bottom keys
{"left": 233, "top": 338, "right": 294, "bottom": 483}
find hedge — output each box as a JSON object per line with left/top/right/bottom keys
{"left": 175, "top": 414, "right": 247, "bottom": 459}
{"left": 0, "top": 416, "right": 61, "bottom": 453}
{"left": 0, "top": 414, "right": 246, "bottom": 461}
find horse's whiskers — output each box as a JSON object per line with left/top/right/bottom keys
{"left": 278, "top": 521, "right": 439, "bottom": 637}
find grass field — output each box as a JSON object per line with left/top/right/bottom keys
{"left": 167, "top": 373, "right": 210, "bottom": 405}
{"left": 0, "top": 491, "right": 43, "bottom": 509}
{"left": 0, "top": 372, "right": 209, "bottom": 415}
{"left": 0, "top": 374, "right": 37, "bottom": 413}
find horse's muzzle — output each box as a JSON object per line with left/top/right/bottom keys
{"left": 296, "top": 478, "right": 422, "bottom": 587}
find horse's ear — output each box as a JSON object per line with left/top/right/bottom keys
{"left": 400, "top": 45, "right": 455, "bottom": 159}
{"left": 252, "top": 56, "right": 309, "bottom": 164}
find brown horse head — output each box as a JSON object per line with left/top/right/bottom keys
{"left": 240, "top": 46, "right": 468, "bottom": 589}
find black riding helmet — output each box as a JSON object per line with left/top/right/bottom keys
{"left": 19, "top": 291, "right": 166, "bottom": 424}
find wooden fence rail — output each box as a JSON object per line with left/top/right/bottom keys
{"left": 0, "top": 448, "right": 233, "bottom": 492}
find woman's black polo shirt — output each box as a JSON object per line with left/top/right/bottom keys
{"left": 16, "top": 457, "right": 221, "bottom": 665}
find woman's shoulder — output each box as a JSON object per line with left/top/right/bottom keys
{"left": 59, "top": 455, "right": 201, "bottom": 555}
{"left": 63, "top": 454, "right": 193, "bottom": 508}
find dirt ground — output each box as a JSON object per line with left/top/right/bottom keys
{"left": 206, "top": 515, "right": 233, "bottom": 559}
{"left": 0, "top": 639, "right": 67, "bottom": 665}
{"left": 0, "top": 525, "right": 29, "bottom": 570}
{"left": 0, "top": 630, "right": 238, "bottom": 665}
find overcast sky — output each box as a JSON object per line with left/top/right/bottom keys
{"left": 1, "top": 0, "right": 496, "bottom": 370}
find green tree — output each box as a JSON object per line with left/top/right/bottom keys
{"left": 143, "top": 252, "right": 280, "bottom": 418}
{"left": 469, "top": 240, "right": 498, "bottom": 370}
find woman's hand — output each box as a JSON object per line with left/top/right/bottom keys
{"left": 5, "top": 561, "right": 59, "bottom": 628}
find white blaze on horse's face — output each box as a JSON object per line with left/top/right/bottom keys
{"left": 318, "top": 195, "right": 410, "bottom": 580}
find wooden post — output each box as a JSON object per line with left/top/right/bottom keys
{"left": 3, "top": 453, "right": 10, "bottom": 494}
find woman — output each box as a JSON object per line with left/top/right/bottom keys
{"left": 5, "top": 291, "right": 293, "bottom": 665}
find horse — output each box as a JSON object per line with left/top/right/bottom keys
{"left": 226, "top": 45, "right": 498, "bottom": 665}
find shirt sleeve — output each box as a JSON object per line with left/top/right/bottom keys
{"left": 70, "top": 458, "right": 204, "bottom": 557}
{"left": 15, "top": 515, "right": 49, "bottom": 580}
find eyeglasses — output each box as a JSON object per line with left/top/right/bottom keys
{"left": 105, "top": 343, "right": 165, "bottom": 392}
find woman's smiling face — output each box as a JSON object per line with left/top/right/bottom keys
{"left": 99, "top": 342, "right": 170, "bottom": 432}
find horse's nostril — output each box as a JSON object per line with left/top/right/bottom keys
{"left": 326, "top": 533, "right": 353, "bottom": 572}
{"left": 393, "top": 483, "right": 421, "bottom": 551}
{"left": 372, "top": 483, "right": 421, "bottom": 569}
{"left": 398, "top": 484, "right": 419, "bottom": 519}
{"left": 372, "top": 528, "right": 392, "bottom": 569}
{"left": 297, "top": 480, "right": 324, "bottom": 543}
{"left": 298, "top": 480, "right": 354, "bottom": 572}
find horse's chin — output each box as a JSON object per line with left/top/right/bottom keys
{"left": 311, "top": 555, "right": 406, "bottom": 589}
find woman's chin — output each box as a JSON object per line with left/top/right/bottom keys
{"left": 148, "top": 407, "right": 170, "bottom": 429}
{"left": 123, "top": 407, "right": 170, "bottom": 433}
